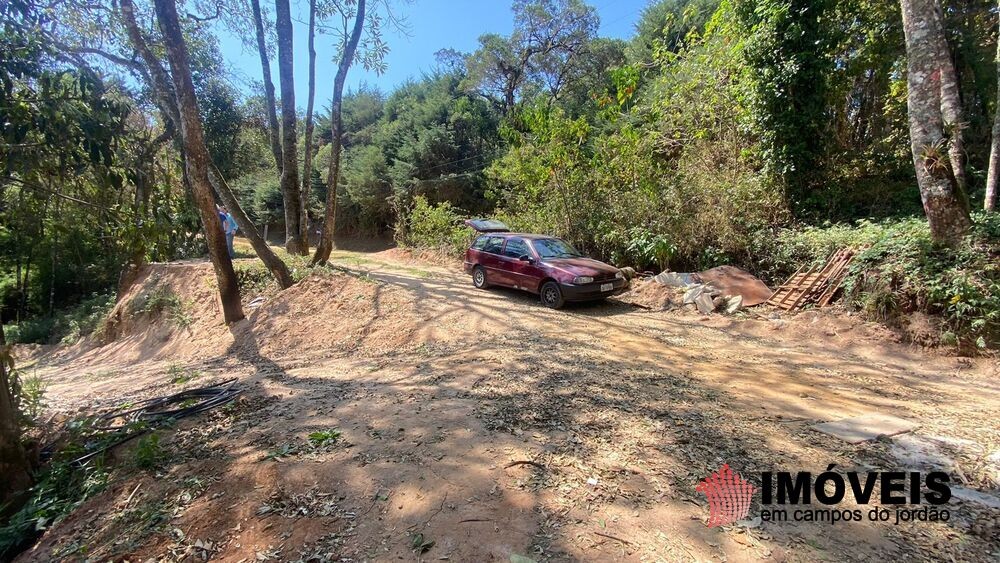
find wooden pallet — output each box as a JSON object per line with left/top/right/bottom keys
{"left": 816, "top": 248, "right": 855, "bottom": 307}
{"left": 767, "top": 248, "right": 856, "bottom": 311}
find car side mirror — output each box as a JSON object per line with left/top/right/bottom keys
{"left": 519, "top": 254, "right": 535, "bottom": 264}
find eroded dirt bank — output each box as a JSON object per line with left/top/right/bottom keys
{"left": 15, "top": 249, "right": 1000, "bottom": 562}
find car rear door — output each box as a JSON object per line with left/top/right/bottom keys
{"left": 479, "top": 235, "right": 512, "bottom": 286}
{"left": 500, "top": 237, "right": 543, "bottom": 291}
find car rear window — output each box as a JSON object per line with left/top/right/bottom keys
{"left": 482, "top": 236, "right": 504, "bottom": 254}
{"left": 471, "top": 235, "right": 488, "bottom": 250}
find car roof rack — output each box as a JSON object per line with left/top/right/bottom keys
{"left": 464, "top": 218, "right": 509, "bottom": 233}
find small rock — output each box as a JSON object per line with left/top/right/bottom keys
{"left": 724, "top": 295, "right": 743, "bottom": 314}
{"left": 683, "top": 285, "right": 706, "bottom": 304}
{"left": 695, "top": 293, "right": 716, "bottom": 314}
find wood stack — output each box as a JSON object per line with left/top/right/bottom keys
{"left": 766, "top": 248, "right": 856, "bottom": 311}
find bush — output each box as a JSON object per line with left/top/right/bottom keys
{"left": 129, "top": 283, "right": 191, "bottom": 329}
{"left": 133, "top": 434, "right": 165, "bottom": 470}
{"left": 758, "top": 213, "right": 1000, "bottom": 350}
{"left": 4, "top": 293, "right": 114, "bottom": 344}
{"left": 0, "top": 453, "right": 109, "bottom": 558}
{"left": 397, "top": 196, "right": 471, "bottom": 257}
{"left": 235, "top": 262, "right": 277, "bottom": 295}
{"left": 4, "top": 317, "right": 56, "bottom": 344}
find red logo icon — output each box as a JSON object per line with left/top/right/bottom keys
{"left": 696, "top": 464, "right": 756, "bottom": 527}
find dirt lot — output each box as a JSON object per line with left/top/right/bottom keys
{"left": 13, "top": 245, "right": 1000, "bottom": 562}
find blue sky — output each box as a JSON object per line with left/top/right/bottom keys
{"left": 215, "top": 0, "right": 650, "bottom": 104}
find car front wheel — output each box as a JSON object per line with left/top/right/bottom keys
{"left": 540, "top": 281, "right": 565, "bottom": 309}
{"left": 472, "top": 265, "right": 489, "bottom": 289}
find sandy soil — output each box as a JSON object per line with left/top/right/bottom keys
{"left": 13, "top": 245, "right": 1000, "bottom": 562}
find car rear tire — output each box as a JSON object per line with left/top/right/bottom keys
{"left": 472, "top": 265, "right": 489, "bottom": 289}
{"left": 540, "top": 281, "right": 565, "bottom": 309}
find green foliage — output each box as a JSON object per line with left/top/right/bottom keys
{"left": 487, "top": 31, "right": 787, "bottom": 271}
{"left": 0, "top": 454, "right": 109, "bottom": 558}
{"left": 234, "top": 261, "right": 277, "bottom": 295}
{"left": 129, "top": 284, "right": 191, "bottom": 328}
{"left": 16, "top": 373, "right": 45, "bottom": 424}
{"left": 167, "top": 363, "right": 201, "bottom": 385}
{"left": 762, "top": 214, "right": 1000, "bottom": 349}
{"left": 307, "top": 429, "right": 341, "bottom": 447}
{"left": 4, "top": 293, "right": 114, "bottom": 344}
{"left": 624, "top": 229, "right": 676, "bottom": 272}
{"left": 627, "top": 0, "right": 721, "bottom": 62}
{"left": 132, "top": 434, "right": 165, "bottom": 470}
{"left": 397, "top": 196, "right": 471, "bottom": 256}
{"left": 729, "top": 0, "right": 834, "bottom": 208}
{"left": 4, "top": 318, "right": 55, "bottom": 345}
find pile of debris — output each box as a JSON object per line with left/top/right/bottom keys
{"left": 652, "top": 265, "right": 773, "bottom": 315}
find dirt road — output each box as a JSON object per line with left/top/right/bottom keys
{"left": 18, "top": 247, "right": 1000, "bottom": 562}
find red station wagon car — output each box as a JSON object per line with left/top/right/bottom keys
{"left": 462, "top": 219, "right": 628, "bottom": 308}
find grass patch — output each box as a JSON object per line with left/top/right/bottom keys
{"left": 129, "top": 281, "right": 191, "bottom": 329}
{"left": 166, "top": 363, "right": 201, "bottom": 385}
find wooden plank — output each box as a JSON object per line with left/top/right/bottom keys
{"left": 817, "top": 249, "right": 856, "bottom": 307}
{"left": 787, "top": 264, "right": 826, "bottom": 310}
{"left": 767, "top": 265, "right": 805, "bottom": 308}
{"left": 767, "top": 247, "right": 859, "bottom": 311}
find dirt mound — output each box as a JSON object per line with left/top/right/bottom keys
{"left": 621, "top": 278, "right": 676, "bottom": 310}
{"left": 55, "top": 261, "right": 432, "bottom": 367}
{"left": 54, "top": 261, "right": 235, "bottom": 366}
{"left": 234, "top": 271, "right": 421, "bottom": 360}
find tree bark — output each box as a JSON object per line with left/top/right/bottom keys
{"left": 0, "top": 324, "right": 32, "bottom": 515}
{"left": 986, "top": 0, "right": 1000, "bottom": 212}
{"left": 274, "top": 0, "right": 305, "bottom": 255}
{"left": 153, "top": 0, "right": 244, "bottom": 322}
{"left": 900, "top": 0, "right": 972, "bottom": 244}
{"left": 300, "top": 0, "right": 318, "bottom": 248}
{"left": 120, "top": 0, "right": 293, "bottom": 290}
{"left": 313, "top": 0, "right": 366, "bottom": 265}
{"left": 250, "top": 0, "right": 283, "bottom": 172}
{"left": 209, "top": 166, "right": 294, "bottom": 288}
{"left": 932, "top": 0, "right": 968, "bottom": 209}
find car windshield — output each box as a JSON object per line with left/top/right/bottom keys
{"left": 532, "top": 238, "right": 582, "bottom": 259}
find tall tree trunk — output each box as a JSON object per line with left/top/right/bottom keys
{"left": 153, "top": 0, "right": 244, "bottom": 322}
{"left": 274, "top": 0, "right": 305, "bottom": 255}
{"left": 986, "top": 1, "right": 1000, "bottom": 212}
{"left": 208, "top": 165, "right": 294, "bottom": 287}
{"left": 932, "top": 1, "right": 968, "bottom": 208}
{"left": 900, "top": 0, "right": 972, "bottom": 244}
{"left": 0, "top": 324, "right": 31, "bottom": 515}
{"left": 250, "top": 0, "right": 283, "bottom": 172}
{"left": 300, "top": 0, "right": 318, "bottom": 249}
{"left": 120, "top": 0, "right": 293, "bottom": 290}
{"left": 313, "top": 0, "right": 366, "bottom": 265}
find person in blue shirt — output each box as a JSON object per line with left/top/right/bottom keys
{"left": 216, "top": 204, "right": 238, "bottom": 258}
